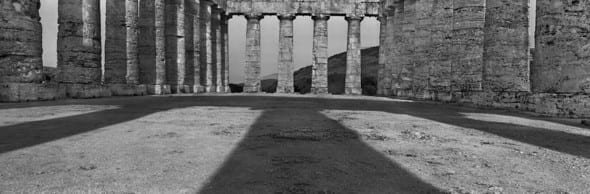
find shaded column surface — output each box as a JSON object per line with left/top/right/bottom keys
{"left": 165, "top": 0, "right": 187, "bottom": 93}
{"left": 412, "top": 0, "right": 434, "bottom": 98}
{"left": 533, "top": 0, "right": 590, "bottom": 93}
{"left": 428, "top": 0, "right": 453, "bottom": 95}
{"left": 397, "top": 0, "right": 415, "bottom": 94}
{"left": 311, "top": 14, "right": 330, "bottom": 94}
{"left": 277, "top": 13, "right": 296, "bottom": 94}
{"left": 244, "top": 13, "right": 263, "bottom": 93}
{"left": 345, "top": 15, "right": 363, "bottom": 95}
{"left": 192, "top": 0, "right": 203, "bottom": 93}
{"left": 451, "top": 0, "right": 486, "bottom": 92}
{"left": 376, "top": 15, "right": 387, "bottom": 96}
{"left": 385, "top": 0, "right": 404, "bottom": 95}
{"left": 483, "top": 0, "right": 529, "bottom": 92}
{"left": 105, "top": 0, "right": 139, "bottom": 85}
{"left": 201, "top": 1, "right": 214, "bottom": 92}
{"left": 215, "top": 9, "right": 224, "bottom": 93}
{"left": 139, "top": 0, "right": 170, "bottom": 94}
{"left": 0, "top": 0, "right": 43, "bottom": 84}
{"left": 222, "top": 14, "right": 231, "bottom": 93}
{"left": 184, "top": 0, "right": 195, "bottom": 93}
{"left": 58, "top": 0, "right": 102, "bottom": 84}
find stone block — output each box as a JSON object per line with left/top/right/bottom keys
{"left": 0, "top": 83, "right": 66, "bottom": 102}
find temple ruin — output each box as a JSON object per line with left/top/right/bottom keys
{"left": 1, "top": 0, "right": 589, "bottom": 117}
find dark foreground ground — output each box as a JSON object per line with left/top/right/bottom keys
{"left": 0, "top": 94, "right": 589, "bottom": 193}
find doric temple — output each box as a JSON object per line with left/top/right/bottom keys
{"left": 1, "top": 0, "right": 590, "bottom": 117}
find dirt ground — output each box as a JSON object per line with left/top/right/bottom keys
{"left": 0, "top": 94, "right": 589, "bottom": 193}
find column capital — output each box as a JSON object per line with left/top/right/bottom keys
{"left": 277, "top": 13, "right": 296, "bottom": 20}
{"left": 311, "top": 13, "right": 330, "bottom": 20}
{"left": 345, "top": 14, "right": 364, "bottom": 21}
{"left": 245, "top": 12, "right": 264, "bottom": 20}
{"left": 221, "top": 14, "right": 233, "bottom": 24}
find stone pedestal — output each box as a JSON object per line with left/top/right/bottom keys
{"left": 0, "top": 83, "right": 66, "bottom": 102}
{"left": 244, "top": 13, "right": 264, "bottom": 93}
{"left": 345, "top": 15, "right": 363, "bottom": 95}
{"left": 277, "top": 14, "right": 296, "bottom": 94}
{"left": 63, "top": 84, "right": 112, "bottom": 99}
{"left": 311, "top": 14, "right": 330, "bottom": 94}
{"left": 108, "top": 84, "right": 148, "bottom": 96}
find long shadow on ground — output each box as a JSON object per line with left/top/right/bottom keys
{"left": 0, "top": 95, "right": 589, "bottom": 192}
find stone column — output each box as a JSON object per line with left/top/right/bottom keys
{"left": 533, "top": 0, "right": 590, "bottom": 94}
{"left": 58, "top": 0, "right": 110, "bottom": 98}
{"left": 105, "top": 0, "right": 145, "bottom": 96}
{"left": 201, "top": 1, "right": 214, "bottom": 92}
{"left": 311, "top": 14, "right": 330, "bottom": 94}
{"left": 192, "top": 0, "right": 203, "bottom": 93}
{"left": 345, "top": 15, "right": 363, "bottom": 95}
{"left": 0, "top": 0, "right": 43, "bottom": 84}
{"left": 451, "top": 0, "right": 485, "bottom": 92}
{"left": 183, "top": 0, "right": 195, "bottom": 93}
{"left": 214, "top": 9, "right": 224, "bottom": 93}
{"left": 276, "top": 13, "right": 296, "bottom": 94}
{"left": 166, "top": 0, "right": 187, "bottom": 93}
{"left": 139, "top": 0, "right": 170, "bottom": 94}
{"left": 244, "top": 13, "right": 264, "bottom": 93}
{"left": 376, "top": 15, "right": 387, "bottom": 96}
{"left": 0, "top": 1, "right": 64, "bottom": 101}
{"left": 222, "top": 14, "right": 231, "bottom": 93}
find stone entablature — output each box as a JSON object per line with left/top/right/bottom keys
{"left": 227, "top": 0, "right": 380, "bottom": 16}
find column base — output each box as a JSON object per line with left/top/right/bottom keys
{"left": 206, "top": 85, "right": 217, "bottom": 93}
{"left": 108, "top": 84, "right": 148, "bottom": 96}
{"left": 345, "top": 87, "right": 362, "bottom": 95}
{"left": 224, "top": 85, "right": 231, "bottom": 93}
{"left": 276, "top": 86, "right": 294, "bottom": 94}
{"left": 311, "top": 87, "right": 329, "bottom": 95}
{"left": 63, "top": 83, "right": 112, "bottom": 99}
{"left": 0, "top": 83, "right": 66, "bottom": 102}
{"left": 216, "top": 85, "right": 225, "bottom": 93}
{"left": 146, "top": 84, "right": 171, "bottom": 95}
{"left": 193, "top": 85, "right": 206, "bottom": 93}
{"left": 171, "top": 85, "right": 193, "bottom": 94}
{"left": 243, "top": 86, "right": 260, "bottom": 93}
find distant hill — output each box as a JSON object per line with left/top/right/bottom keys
{"left": 262, "top": 46, "right": 380, "bottom": 95}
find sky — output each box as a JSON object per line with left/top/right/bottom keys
{"left": 39, "top": 0, "right": 534, "bottom": 83}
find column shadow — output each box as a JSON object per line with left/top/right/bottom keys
{"left": 199, "top": 107, "right": 444, "bottom": 193}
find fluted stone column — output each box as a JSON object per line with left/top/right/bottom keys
{"left": 222, "top": 14, "right": 231, "bottom": 93}
{"left": 0, "top": 1, "right": 65, "bottom": 101}
{"left": 244, "top": 13, "right": 263, "bottom": 93}
{"left": 139, "top": 0, "right": 170, "bottom": 94}
{"left": 165, "top": 0, "right": 187, "bottom": 93}
{"left": 533, "top": 0, "right": 590, "bottom": 94}
{"left": 104, "top": 0, "right": 146, "bottom": 96}
{"left": 192, "top": 0, "right": 203, "bottom": 93}
{"left": 214, "top": 9, "right": 224, "bottom": 93}
{"left": 311, "top": 14, "right": 330, "bottom": 94}
{"left": 345, "top": 15, "right": 363, "bottom": 95}
{"left": 184, "top": 0, "right": 195, "bottom": 93}
{"left": 276, "top": 13, "right": 296, "bottom": 94}
{"left": 376, "top": 15, "right": 386, "bottom": 96}
{"left": 58, "top": 0, "right": 110, "bottom": 98}
{"left": 200, "top": 1, "right": 213, "bottom": 93}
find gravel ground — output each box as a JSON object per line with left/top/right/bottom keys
{"left": 0, "top": 94, "right": 589, "bottom": 193}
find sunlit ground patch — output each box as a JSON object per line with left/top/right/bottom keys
{"left": 0, "top": 105, "right": 120, "bottom": 127}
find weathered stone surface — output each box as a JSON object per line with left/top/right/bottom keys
{"left": 412, "top": 0, "right": 433, "bottom": 98}
{"left": 0, "top": 0, "right": 43, "bottom": 83}
{"left": 534, "top": 0, "right": 590, "bottom": 94}
{"left": 345, "top": 15, "right": 363, "bottom": 95}
{"left": 193, "top": 0, "right": 204, "bottom": 93}
{"left": 215, "top": 8, "right": 224, "bottom": 93}
{"left": 108, "top": 84, "right": 148, "bottom": 96}
{"left": 382, "top": 0, "right": 403, "bottom": 96}
{"left": 0, "top": 83, "right": 65, "bottom": 102}
{"left": 244, "top": 13, "right": 263, "bottom": 93}
{"left": 397, "top": 0, "right": 416, "bottom": 95}
{"left": 311, "top": 14, "right": 329, "bottom": 94}
{"left": 223, "top": 15, "right": 231, "bottom": 93}
{"left": 451, "top": 0, "right": 485, "bottom": 92}
{"left": 58, "top": 0, "right": 102, "bottom": 84}
{"left": 184, "top": 0, "right": 196, "bottom": 93}
{"left": 201, "top": 1, "right": 214, "bottom": 92}
{"left": 63, "top": 84, "right": 112, "bottom": 99}
{"left": 166, "top": 0, "right": 187, "bottom": 93}
{"left": 428, "top": 0, "right": 453, "bottom": 94}
{"left": 139, "top": 0, "right": 170, "bottom": 94}
{"left": 376, "top": 16, "right": 386, "bottom": 96}
{"left": 277, "top": 14, "right": 295, "bottom": 94}
{"left": 483, "top": 0, "right": 529, "bottom": 92}
{"left": 105, "top": 0, "right": 139, "bottom": 85}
